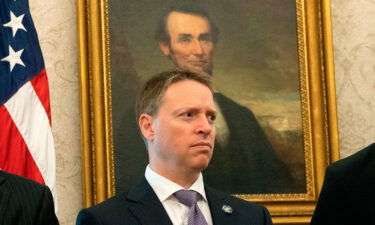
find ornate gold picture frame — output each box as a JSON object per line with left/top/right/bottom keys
{"left": 77, "top": 0, "right": 339, "bottom": 223}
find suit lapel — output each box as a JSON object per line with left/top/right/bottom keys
{"left": 127, "top": 178, "right": 173, "bottom": 225}
{"left": 0, "top": 172, "right": 11, "bottom": 225}
{"left": 206, "top": 186, "right": 237, "bottom": 225}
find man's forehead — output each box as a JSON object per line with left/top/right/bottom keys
{"left": 156, "top": 81, "right": 215, "bottom": 118}
{"left": 162, "top": 80, "right": 213, "bottom": 100}
{"left": 166, "top": 11, "right": 211, "bottom": 33}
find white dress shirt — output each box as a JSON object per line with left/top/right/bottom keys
{"left": 145, "top": 166, "right": 213, "bottom": 225}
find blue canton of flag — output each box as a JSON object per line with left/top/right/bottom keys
{"left": 0, "top": 0, "right": 44, "bottom": 105}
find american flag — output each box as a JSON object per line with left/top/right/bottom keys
{"left": 0, "top": 0, "right": 56, "bottom": 200}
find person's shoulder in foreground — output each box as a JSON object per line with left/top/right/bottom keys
{"left": 0, "top": 170, "right": 59, "bottom": 225}
{"left": 311, "top": 142, "right": 375, "bottom": 225}
{"left": 76, "top": 179, "right": 272, "bottom": 225}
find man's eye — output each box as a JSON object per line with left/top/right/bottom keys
{"left": 208, "top": 114, "right": 216, "bottom": 122}
{"left": 200, "top": 34, "right": 212, "bottom": 42}
{"left": 181, "top": 112, "right": 193, "bottom": 118}
{"left": 179, "top": 38, "right": 191, "bottom": 43}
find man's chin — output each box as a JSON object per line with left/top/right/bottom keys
{"left": 191, "top": 159, "right": 211, "bottom": 172}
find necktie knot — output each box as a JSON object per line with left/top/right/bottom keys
{"left": 173, "top": 189, "right": 208, "bottom": 225}
{"left": 174, "top": 190, "right": 198, "bottom": 207}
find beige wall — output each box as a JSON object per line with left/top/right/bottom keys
{"left": 331, "top": 0, "right": 375, "bottom": 158}
{"left": 29, "top": 0, "right": 375, "bottom": 224}
{"left": 29, "top": 0, "right": 81, "bottom": 224}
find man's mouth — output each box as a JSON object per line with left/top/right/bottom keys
{"left": 191, "top": 142, "right": 212, "bottom": 149}
{"left": 188, "top": 60, "right": 207, "bottom": 66}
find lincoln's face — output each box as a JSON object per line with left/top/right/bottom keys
{"left": 159, "top": 11, "right": 214, "bottom": 75}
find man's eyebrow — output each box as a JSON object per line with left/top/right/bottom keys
{"left": 178, "top": 33, "right": 193, "bottom": 39}
{"left": 171, "top": 107, "right": 195, "bottom": 115}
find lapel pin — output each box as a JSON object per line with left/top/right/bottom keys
{"left": 222, "top": 205, "right": 233, "bottom": 214}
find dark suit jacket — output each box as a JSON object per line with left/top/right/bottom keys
{"left": 76, "top": 178, "right": 272, "bottom": 225}
{"left": 311, "top": 143, "right": 375, "bottom": 225}
{"left": 0, "top": 171, "right": 59, "bottom": 225}
{"left": 114, "top": 93, "right": 297, "bottom": 195}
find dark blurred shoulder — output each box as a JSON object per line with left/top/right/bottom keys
{"left": 327, "top": 142, "right": 375, "bottom": 175}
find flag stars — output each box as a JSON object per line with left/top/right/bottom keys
{"left": 3, "top": 11, "right": 27, "bottom": 37}
{"left": 1, "top": 45, "right": 25, "bottom": 72}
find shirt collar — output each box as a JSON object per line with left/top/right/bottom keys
{"left": 145, "top": 165, "right": 207, "bottom": 203}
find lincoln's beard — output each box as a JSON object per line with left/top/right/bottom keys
{"left": 169, "top": 50, "right": 213, "bottom": 76}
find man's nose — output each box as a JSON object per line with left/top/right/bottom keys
{"left": 190, "top": 39, "right": 204, "bottom": 55}
{"left": 196, "top": 115, "right": 213, "bottom": 135}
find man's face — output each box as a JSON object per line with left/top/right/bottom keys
{"left": 159, "top": 12, "right": 214, "bottom": 75}
{"left": 147, "top": 80, "right": 216, "bottom": 174}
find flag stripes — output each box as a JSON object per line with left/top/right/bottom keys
{"left": 0, "top": 105, "right": 45, "bottom": 184}
{"left": 3, "top": 72, "right": 56, "bottom": 195}
{"left": 29, "top": 69, "right": 51, "bottom": 124}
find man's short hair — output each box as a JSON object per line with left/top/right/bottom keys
{"left": 136, "top": 69, "right": 213, "bottom": 120}
{"left": 155, "top": 3, "right": 219, "bottom": 45}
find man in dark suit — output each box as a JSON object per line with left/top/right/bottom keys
{"left": 76, "top": 70, "right": 272, "bottom": 225}
{"left": 155, "top": 4, "right": 296, "bottom": 194}
{"left": 0, "top": 170, "right": 59, "bottom": 225}
{"left": 310, "top": 143, "right": 375, "bottom": 225}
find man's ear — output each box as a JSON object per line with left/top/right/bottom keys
{"left": 139, "top": 114, "right": 155, "bottom": 141}
{"left": 158, "top": 41, "right": 170, "bottom": 56}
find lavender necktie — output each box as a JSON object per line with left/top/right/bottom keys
{"left": 174, "top": 190, "right": 209, "bottom": 225}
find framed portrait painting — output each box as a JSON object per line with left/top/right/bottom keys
{"left": 77, "top": 0, "right": 339, "bottom": 223}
